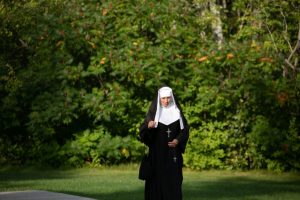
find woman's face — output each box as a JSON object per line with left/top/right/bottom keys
{"left": 160, "top": 96, "right": 171, "bottom": 107}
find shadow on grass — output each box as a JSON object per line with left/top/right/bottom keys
{"left": 183, "top": 177, "right": 300, "bottom": 200}
{"left": 1, "top": 168, "right": 300, "bottom": 200}
{"left": 0, "top": 167, "right": 74, "bottom": 181}
{"left": 61, "top": 177, "right": 300, "bottom": 200}
{"left": 64, "top": 188, "right": 144, "bottom": 200}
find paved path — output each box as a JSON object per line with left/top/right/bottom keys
{"left": 0, "top": 190, "right": 96, "bottom": 200}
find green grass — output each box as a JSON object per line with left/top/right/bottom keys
{"left": 0, "top": 166, "right": 300, "bottom": 200}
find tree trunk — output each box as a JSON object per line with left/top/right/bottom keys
{"left": 210, "top": 1, "right": 224, "bottom": 48}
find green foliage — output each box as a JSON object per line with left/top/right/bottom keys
{"left": 182, "top": 40, "right": 300, "bottom": 170}
{"left": 0, "top": 0, "right": 299, "bottom": 171}
{"left": 184, "top": 122, "right": 227, "bottom": 170}
{"left": 58, "top": 128, "right": 145, "bottom": 167}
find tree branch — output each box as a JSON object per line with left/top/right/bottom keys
{"left": 287, "top": 21, "right": 300, "bottom": 61}
{"left": 263, "top": 9, "right": 279, "bottom": 52}
{"left": 280, "top": 9, "right": 293, "bottom": 52}
{"left": 285, "top": 20, "right": 300, "bottom": 72}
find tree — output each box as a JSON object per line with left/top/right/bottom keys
{"left": 0, "top": 0, "right": 299, "bottom": 170}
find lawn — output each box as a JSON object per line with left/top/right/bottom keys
{"left": 0, "top": 166, "right": 300, "bottom": 200}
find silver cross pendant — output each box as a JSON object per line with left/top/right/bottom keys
{"left": 173, "top": 156, "right": 177, "bottom": 163}
{"left": 166, "top": 128, "right": 171, "bottom": 138}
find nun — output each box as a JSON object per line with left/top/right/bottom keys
{"left": 139, "top": 86, "right": 189, "bottom": 200}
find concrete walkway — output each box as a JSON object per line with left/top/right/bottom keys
{"left": 0, "top": 190, "right": 96, "bottom": 200}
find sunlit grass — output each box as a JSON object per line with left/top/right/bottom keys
{"left": 1, "top": 166, "right": 299, "bottom": 200}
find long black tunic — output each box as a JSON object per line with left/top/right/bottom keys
{"left": 139, "top": 95, "right": 189, "bottom": 200}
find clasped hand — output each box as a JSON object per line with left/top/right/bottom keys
{"left": 148, "top": 120, "right": 156, "bottom": 129}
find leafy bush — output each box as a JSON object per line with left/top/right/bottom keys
{"left": 184, "top": 122, "right": 228, "bottom": 170}
{"left": 58, "top": 128, "right": 145, "bottom": 167}
{"left": 0, "top": 0, "right": 299, "bottom": 171}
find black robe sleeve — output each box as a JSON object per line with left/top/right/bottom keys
{"left": 139, "top": 119, "right": 155, "bottom": 146}
{"left": 139, "top": 98, "right": 157, "bottom": 146}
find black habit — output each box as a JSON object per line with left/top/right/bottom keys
{"left": 139, "top": 89, "right": 189, "bottom": 200}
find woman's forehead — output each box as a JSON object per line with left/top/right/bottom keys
{"left": 160, "top": 96, "right": 171, "bottom": 98}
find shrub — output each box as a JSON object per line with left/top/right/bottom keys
{"left": 58, "top": 128, "right": 145, "bottom": 167}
